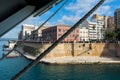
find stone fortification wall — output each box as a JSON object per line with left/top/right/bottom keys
{"left": 18, "top": 41, "right": 120, "bottom": 59}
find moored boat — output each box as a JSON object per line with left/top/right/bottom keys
{"left": 3, "top": 40, "right": 20, "bottom": 58}
{"left": 3, "top": 40, "right": 16, "bottom": 51}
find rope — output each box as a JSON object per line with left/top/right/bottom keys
{"left": 0, "top": 0, "right": 66, "bottom": 60}
{"left": 11, "top": 0, "right": 105, "bottom": 80}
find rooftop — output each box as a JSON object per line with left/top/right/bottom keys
{"left": 115, "top": 8, "right": 120, "bottom": 11}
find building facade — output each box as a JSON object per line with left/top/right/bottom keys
{"left": 88, "top": 21, "right": 105, "bottom": 40}
{"left": 79, "top": 26, "right": 89, "bottom": 41}
{"left": 31, "top": 26, "right": 47, "bottom": 41}
{"left": 104, "top": 16, "right": 109, "bottom": 29}
{"left": 90, "top": 14, "right": 106, "bottom": 40}
{"left": 91, "top": 14, "right": 115, "bottom": 31}
{"left": 42, "top": 24, "right": 80, "bottom": 42}
{"left": 107, "top": 16, "right": 114, "bottom": 31}
{"left": 81, "top": 19, "right": 105, "bottom": 41}
{"left": 18, "top": 24, "right": 35, "bottom": 40}
{"left": 114, "top": 8, "right": 120, "bottom": 29}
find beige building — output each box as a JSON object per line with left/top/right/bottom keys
{"left": 103, "top": 16, "right": 115, "bottom": 31}
{"left": 104, "top": 16, "right": 109, "bottom": 29}
{"left": 107, "top": 16, "right": 114, "bottom": 31}
{"left": 91, "top": 14, "right": 104, "bottom": 22}
{"left": 114, "top": 8, "right": 120, "bottom": 29}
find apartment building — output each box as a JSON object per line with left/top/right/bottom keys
{"left": 42, "top": 24, "right": 80, "bottom": 42}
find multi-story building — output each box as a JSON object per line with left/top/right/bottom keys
{"left": 104, "top": 16, "right": 109, "bottom": 29}
{"left": 90, "top": 14, "right": 106, "bottom": 40}
{"left": 79, "top": 25, "right": 89, "bottom": 41}
{"left": 107, "top": 16, "right": 114, "bottom": 31}
{"left": 88, "top": 21, "right": 105, "bottom": 40}
{"left": 114, "top": 8, "right": 120, "bottom": 29}
{"left": 18, "top": 24, "right": 35, "bottom": 40}
{"left": 31, "top": 26, "right": 47, "bottom": 41}
{"left": 42, "top": 24, "right": 80, "bottom": 42}
{"left": 88, "top": 21, "right": 98, "bottom": 40}
{"left": 81, "top": 20, "right": 105, "bottom": 41}
{"left": 91, "top": 14, "right": 114, "bottom": 31}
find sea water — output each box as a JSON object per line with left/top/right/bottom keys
{"left": 0, "top": 40, "right": 120, "bottom": 80}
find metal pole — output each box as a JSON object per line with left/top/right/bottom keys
{"left": 0, "top": 0, "right": 67, "bottom": 61}
{"left": 12, "top": 0, "right": 105, "bottom": 80}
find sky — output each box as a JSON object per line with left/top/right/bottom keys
{"left": 2, "top": 0, "right": 120, "bottom": 38}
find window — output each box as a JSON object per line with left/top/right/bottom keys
{"left": 58, "top": 29, "right": 61, "bottom": 32}
{"left": 73, "top": 34, "right": 75, "bottom": 37}
{"left": 76, "top": 30, "right": 79, "bottom": 33}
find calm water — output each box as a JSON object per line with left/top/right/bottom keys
{"left": 0, "top": 40, "right": 120, "bottom": 80}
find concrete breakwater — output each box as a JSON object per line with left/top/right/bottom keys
{"left": 17, "top": 41, "right": 120, "bottom": 64}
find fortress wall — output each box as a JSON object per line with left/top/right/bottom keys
{"left": 18, "top": 42, "right": 120, "bottom": 59}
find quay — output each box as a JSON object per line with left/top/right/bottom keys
{"left": 16, "top": 42, "right": 120, "bottom": 64}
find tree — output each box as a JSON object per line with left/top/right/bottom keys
{"left": 114, "top": 29, "right": 120, "bottom": 40}
{"left": 106, "top": 29, "right": 120, "bottom": 41}
{"left": 106, "top": 31, "right": 114, "bottom": 40}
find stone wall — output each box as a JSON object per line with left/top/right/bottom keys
{"left": 117, "top": 44, "right": 120, "bottom": 57}
{"left": 18, "top": 41, "right": 120, "bottom": 59}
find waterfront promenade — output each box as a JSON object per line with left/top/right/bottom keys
{"left": 41, "top": 56, "right": 120, "bottom": 64}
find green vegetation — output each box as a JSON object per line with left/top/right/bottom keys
{"left": 106, "top": 29, "right": 120, "bottom": 41}
{"left": 33, "top": 48, "right": 39, "bottom": 56}
{"left": 23, "top": 46, "right": 39, "bottom": 56}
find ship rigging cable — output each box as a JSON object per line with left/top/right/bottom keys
{"left": 12, "top": 0, "right": 105, "bottom": 80}
{"left": 0, "top": 0, "right": 68, "bottom": 60}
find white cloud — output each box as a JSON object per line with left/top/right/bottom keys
{"left": 57, "top": 0, "right": 114, "bottom": 24}
{"left": 67, "top": 0, "right": 97, "bottom": 10}
{"left": 57, "top": 0, "right": 98, "bottom": 24}
{"left": 104, "top": 0, "right": 113, "bottom": 4}
{"left": 94, "top": 5, "right": 112, "bottom": 15}
{"left": 58, "top": 15, "right": 81, "bottom": 25}
{"left": 24, "top": 17, "right": 42, "bottom": 26}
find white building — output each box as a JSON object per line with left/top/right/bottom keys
{"left": 18, "top": 24, "right": 35, "bottom": 40}
{"left": 88, "top": 20, "right": 105, "bottom": 40}
{"left": 81, "top": 20, "right": 105, "bottom": 41}
{"left": 79, "top": 26, "right": 89, "bottom": 41}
